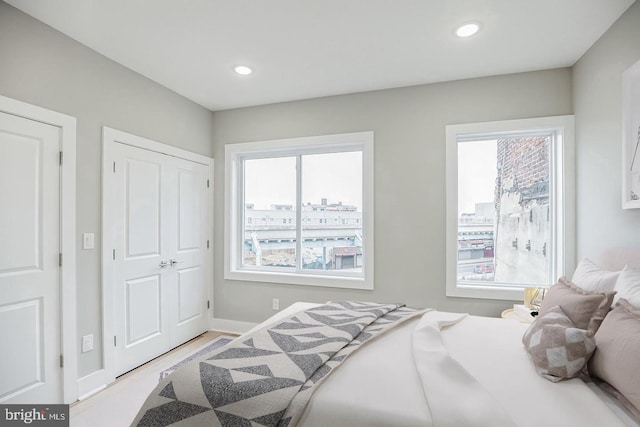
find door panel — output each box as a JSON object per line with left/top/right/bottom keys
{"left": 0, "top": 132, "right": 42, "bottom": 274}
{"left": 0, "top": 299, "right": 42, "bottom": 400}
{"left": 125, "top": 158, "right": 161, "bottom": 259}
{"left": 126, "top": 275, "right": 162, "bottom": 345}
{"left": 177, "top": 267, "right": 202, "bottom": 324}
{"left": 0, "top": 111, "right": 61, "bottom": 403}
{"left": 177, "top": 169, "right": 201, "bottom": 252}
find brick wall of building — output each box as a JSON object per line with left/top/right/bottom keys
{"left": 496, "top": 136, "right": 549, "bottom": 205}
{"left": 494, "top": 136, "right": 550, "bottom": 284}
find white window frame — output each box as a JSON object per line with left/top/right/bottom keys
{"left": 225, "top": 131, "right": 374, "bottom": 290}
{"left": 445, "top": 116, "right": 575, "bottom": 300}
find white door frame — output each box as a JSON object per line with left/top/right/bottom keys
{"left": 101, "top": 127, "right": 214, "bottom": 387}
{"left": 0, "top": 95, "right": 77, "bottom": 403}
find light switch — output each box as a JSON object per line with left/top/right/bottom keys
{"left": 83, "top": 233, "right": 95, "bottom": 250}
{"left": 82, "top": 334, "right": 94, "bottom": 353}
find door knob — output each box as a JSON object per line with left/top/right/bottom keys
{"left": 159, "top": 260, "right": 170, "bottom": 268}
{"left": 170, "top": 259, "right": 183, "bottom": 266}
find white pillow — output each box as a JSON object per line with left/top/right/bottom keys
{"left": 613, "top": 266, "right": 640, "bottom": 307}
{"left": 571, "top": 258, "right": 620, "bottom": 293}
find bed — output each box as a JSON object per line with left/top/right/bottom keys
{"left": 132, "top": 249, "right": 640, "bottom": 427}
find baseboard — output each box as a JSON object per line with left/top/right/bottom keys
{"left": 77, "top": 369, "right": 112, "bottom": 400}
{"left": 210, "top": 318, "right": 257, "bottom": 335}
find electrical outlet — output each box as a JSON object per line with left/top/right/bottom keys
{"left": 272, "top": 298, "right": 280, "bottom": 310}
{"left": 81, "top": 334, "right": 94, "bottom": 353}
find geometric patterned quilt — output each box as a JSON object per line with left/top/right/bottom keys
{"left": 131, "top": 301, "right": 427, "bottom": 426}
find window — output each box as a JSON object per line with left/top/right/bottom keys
{"left": 225, "top": 131, "right": 374, "bottom": 289}
{"left": 446, "top": 116, "right": 575, "bottom": 300}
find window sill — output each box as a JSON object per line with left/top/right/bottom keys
{"left": 224, "top": 268, "right": 374, "bottom": 290}
{"left": 447, "top": 281, "right": 524, "bottom": 301}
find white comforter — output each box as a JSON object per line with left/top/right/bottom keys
{"left": 254, "top": 303, "right": 634, "bottom": 427}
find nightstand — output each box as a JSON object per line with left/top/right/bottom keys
{"left": 501, "top": 308, "right": 534, "bottom": 323}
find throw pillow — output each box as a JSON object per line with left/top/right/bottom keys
{"left": 522, "top": 305, "right": 596, "bottom": 382}
{"left": 589, "top": 299, "right": 640, "bottom": 414}
{"left": 612, "top": 266, "right": 640, "bottom": 308}
{"left": 571, "top": 258, "right": 619, "bottom": 293}
{"left": 539, "top": 278, "right": 614, "bottom": 332}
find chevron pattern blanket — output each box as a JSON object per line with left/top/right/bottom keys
{"left": 132, "top": 301, "right": 426, "bottom": 427}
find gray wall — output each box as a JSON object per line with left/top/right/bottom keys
{"left": 211, "top": 68, "right": 573, "bottom": 323}
{"left": 573, "top": 0, "right": 640, "bottom": 260}
{"left": 0, "top": 2, "right": 214, "bottom": 377}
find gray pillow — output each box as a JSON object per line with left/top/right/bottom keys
{"left": 523, "top": 305, "right": 596, "bottom": 382}
{"left": 589, "top": 299, "right": 640, "bottom": 414}
{"left": 539, "top": 277, "right": 615, "bottom": 332}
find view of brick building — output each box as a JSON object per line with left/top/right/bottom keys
{"left": 494, "top": 136, "right": 550, "bottom": 284}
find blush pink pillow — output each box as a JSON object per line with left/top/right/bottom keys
{"left": 589, "top": 299, "right": 640, "bottom": 414}
{"left": 539, "top": 278, "right": 614, "bottom": 333}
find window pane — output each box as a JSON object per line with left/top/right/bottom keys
{"left": 457, "top": 136, "right": 551, "bottom": 285}
{"left": 301, "top": 152, "right": 363, "bottom": 273}
{"left": 243, "top": 157, "right": 296, "bottom": 268}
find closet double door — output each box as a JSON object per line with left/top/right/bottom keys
{"left": 111, "top": 142, "right": 209, "bottom": 375}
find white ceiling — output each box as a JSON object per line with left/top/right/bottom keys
{"left": 5, "top": 0, "right": 635, "bottom": 111}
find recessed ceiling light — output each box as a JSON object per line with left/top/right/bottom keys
{"left": 455, "top": 23, "right": 480, "bottom": 38}
{"left": 234, "top": 65, "right": 253, "bottom": 75}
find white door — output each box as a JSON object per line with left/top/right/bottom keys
{"left": 112, "top": 143, "right": 209, "bottom": 375}
{"left": 0, "top": 111, "right": 62, "bottom": 403}
{"left": 112, "top": 144, "right": 171, "bottom": 375}
{"left": 169, "top": 157, "right": 209, "bottom": 346}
